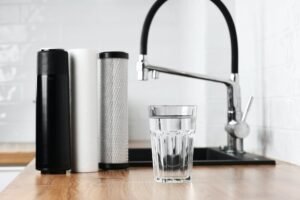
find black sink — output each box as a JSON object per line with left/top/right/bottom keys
{"left": 128, "top": 147, "right": 275, "bottom": 167}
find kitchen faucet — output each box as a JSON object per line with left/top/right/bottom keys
{"left": 136, "top": 0, "right": 253, "bottom": 153}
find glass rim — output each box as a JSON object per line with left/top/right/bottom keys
{"left": 149, "top": 105, "right": 197, "bottom": 117}
{"left": 149, "top": 105, "right": 197, "bottom": 108}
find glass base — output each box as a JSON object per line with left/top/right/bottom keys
{"left": 155, "top": 176, "right": 191, "bottom": 183}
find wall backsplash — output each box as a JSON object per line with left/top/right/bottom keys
{"left": 1, "top": 0, "right": 298, "bottom": 166}
{"left": 0, "top": 0, "right": 208, "bottom": 145}
{"left": 237, "top": 0, "right": 300, "bottom": 165}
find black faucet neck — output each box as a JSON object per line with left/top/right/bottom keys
{"left": 139, "top": 0, "right": 239, "bottom": 74}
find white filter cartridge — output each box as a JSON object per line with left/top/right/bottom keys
{"left": 69, "top": 49, "right": 99, "bottom": 172}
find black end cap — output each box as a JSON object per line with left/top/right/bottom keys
{"left": 99, "top": 51, "right": 129, "bottom": 59}
{"left": 37, "top": 49, "right": 69, "bottom": 75}
{"left": 99, "top": 163, "right": 129, "bottom": 170}
{"left": 40, "top": 169, "right": 67, "bottom": 174}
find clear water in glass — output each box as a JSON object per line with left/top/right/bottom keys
{"left": 149, "top": 106, "right": 196, "bottom": 183}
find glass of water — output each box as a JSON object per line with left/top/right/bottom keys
{"left": 149, "top": 105, "right": 197, "bottom": 183}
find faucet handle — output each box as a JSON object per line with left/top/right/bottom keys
{"left": 242, "top": 96, "right": 254, "bottom": 122}
{"left": 234, "top": 96, "right": 254, "bottom": 139}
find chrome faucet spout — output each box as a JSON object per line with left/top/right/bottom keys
{"left": 137, "top": 55, "right": 250, "bottom": 153}
{"left": 146, "top": 64, "right": 233, "bottom": 85}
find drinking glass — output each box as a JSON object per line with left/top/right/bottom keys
{"left": 149, "top": 105, "right": 197, "bottom": 183}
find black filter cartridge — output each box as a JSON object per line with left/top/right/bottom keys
{"left": 36, "top": 49, "right": 71, "bottom": 174}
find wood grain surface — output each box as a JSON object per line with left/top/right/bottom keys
{"left": 0, "top": 152, "right": 35, "bottom": 165}
{"left": 0, "top": 141, "right": 146, "bottom": 166}
{"left": 0, "top": 143, "right": 35, "bottom": 165}
{"left": 1, "top": 160, "right": 300, "bottom": 200}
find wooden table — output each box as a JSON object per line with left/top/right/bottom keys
{"left": 1, "top": 160, "right": 300, "bottom": 200}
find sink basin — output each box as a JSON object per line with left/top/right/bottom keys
{"left": 128, "top": 147, "right": 275, "bottom": 167}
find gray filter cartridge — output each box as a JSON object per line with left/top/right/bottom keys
{"left": 99, "top": 51, "right": 129, "bottom": 170}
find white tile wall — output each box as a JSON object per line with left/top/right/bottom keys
{"left": 0, "top": 0, "right": 208, "bottom": 146}
{"left": 236, "top": 0, "right": 300, "bottom": 165}
{"left": 1, "top": 0, "right": 299, "bottom": 166}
